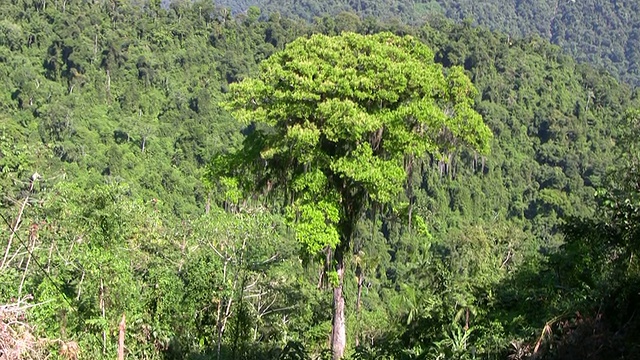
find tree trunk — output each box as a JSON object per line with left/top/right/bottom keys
{"left": 100, "top": 279, "right": 106, "bottom": 355}
{"left": 330, "top": 188, "right": 364, "bottom": 359}
{"left": 18, "top": 223, "right": 38, "bottom": 298}
{"left": 405, "top": 155, "right": 414, "bottom": 233}
{"left": 331, "top": 249, "right": 347, "bottom": 360}
{"left": 118, "top": 314, "right": 126, "bottom": 360}
{"left": 1, "top": 176, "right": 35, "bottom": 270}
{"left": 464, "top": 308, "right": 470, "bottom": 331}
{"left": 355, "top": 265, "right": 364, "bottom": 348}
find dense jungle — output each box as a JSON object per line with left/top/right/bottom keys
{"left": 1, "top": 0, "right": 640, "bottom": 359}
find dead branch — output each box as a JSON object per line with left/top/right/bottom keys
{"left": 1, "top": 173, "right": 38, "bottom": 270}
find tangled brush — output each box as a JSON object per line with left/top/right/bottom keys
{"left": 0, "top": 299, "right": 78, "bottom": 360}
{"left": 0, "top": 301, "right": 40, "bottom": 360}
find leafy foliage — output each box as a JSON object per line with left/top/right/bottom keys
{"left": 216, "top": 0, "right": 640, "bottom": 86}
{"left": 1, "top": 0, "right": 639, "bottom": 359}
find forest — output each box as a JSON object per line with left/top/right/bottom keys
{"left": 217, "top": 0, "right": 640, "bottom": 87}
{"left": 1, "top": 0, "right": 639, "bottom": 359}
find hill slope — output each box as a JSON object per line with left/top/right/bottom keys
{"left": 1, "top": 1, "right": 639, "bottom": 358}
{"left": 215, "top": 0, "right": 640, "bottom": 86}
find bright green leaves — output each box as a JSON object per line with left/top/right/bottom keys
{"left": 290, "top": 170, "right": 341, "bottom": 253}
{"left": 331, "top": 144, "right": 405, "bottom": 203}
{"left": 445, "top": 66, "right": 478, "bottom": 107}
{"left": 225, "top": 78, "right": 271, "bottom": 125}
{"left": 292, "top": 169, "right": 329, "bottom": 200}
{"left": 219, "top": 176, "right": 242, "bottom": 204}
{"left": 319, "top": 99, "right": 382, "bottom": 142}
{"left": 443, "top": 66, "right": 493, "bottom": 155}
{"left": 219, "top": 31, "right": 492, "bottom": 258}
{"left": 283, "top": 121, "right": 321, "bottom": 163}
{"left": 288, "top": 201, "right": 341, "bottom": 254}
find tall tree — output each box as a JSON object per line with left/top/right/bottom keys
{"left": 216, "top": 31, "right": 492, "bottom": 359}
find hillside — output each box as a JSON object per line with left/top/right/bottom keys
{"left": 216, "top": 0, "right": 640, "bottom": 86}
{"left": 1, "top": 0, "right": 640, "bottom": 359}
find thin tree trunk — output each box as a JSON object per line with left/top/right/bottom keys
{"left": 318, "top": 246, "right": 332, "bottom": 289}
{"left": 18, "top": 224, "right": 38, "bottom": 299}
{"left": 215, "top": 260, "right": 228, "bottom": 360}
{"left": 216, "top": 237, "right": 246, "bottom": 360}
{"left": 100, "top": 279, "right": 106, "bottom": 355}
{"left": 253, "top": 322, "right": 259, "bottom": 342}
{"left": 46, "top": 241, "right": 54, "bottom": 273}
{"left": 118, "top": 314, "right": 126, "bottom": 360}
{"left": 231, "top": 276, "right": 247, "bottom": 359}
{"left": 106, "top": 69, "right": 111, "bottom": 99}
{"left": 405, "top": 155, "right": 414, "bottom": 233}
{"left": 355, "top": 265, "right": 364, "bottom": 348}
{"left": 218, "top": 299, "right": 233, "bottom": 356}
{"left": 464, "top": 308, "right": 470, "bottom": 331}
{"left": 215, "top": 298, "right": 223, "bottom": 359}
{"left": 93, "top": 33, "right": 98, "bottom": 64}
{"left": 331, "top": 249, "right": 347, "bottom": 360}
{"left": 407, "top": 199, "right": 413, "bottom": 233}
{"left": 317, "top": 266, "right": 324, "bottom": 289}
{"left": 76, "top": 270, "right": 85, "bottom": 300}
{"left": 1, "top": 175, "right": 36, "bottom": 270}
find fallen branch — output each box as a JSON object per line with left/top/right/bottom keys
{"left": 1, "top": 300, "right": 78, "bottom": 360}
{"left": 533, "top": 313, "right": 566, "bottom": 355}
{"left": 1, "top": 173, "right": 38, "bottom": 270}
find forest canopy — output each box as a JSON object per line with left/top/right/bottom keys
{"left": 1, "top": 0, "right": 639, "bottom": 359}
{"left": 216, "top": 0, "right": 640, "bottom": 87}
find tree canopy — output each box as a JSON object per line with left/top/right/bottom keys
{"left": 216, "top": 0, "right": 640, "bottom": 87}
{"left": 1, "top": 0, "right": 640, "bottom": 358}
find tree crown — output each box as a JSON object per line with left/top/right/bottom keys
{"left": 217, "top": 32, "right": 492, "bottom": 253}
